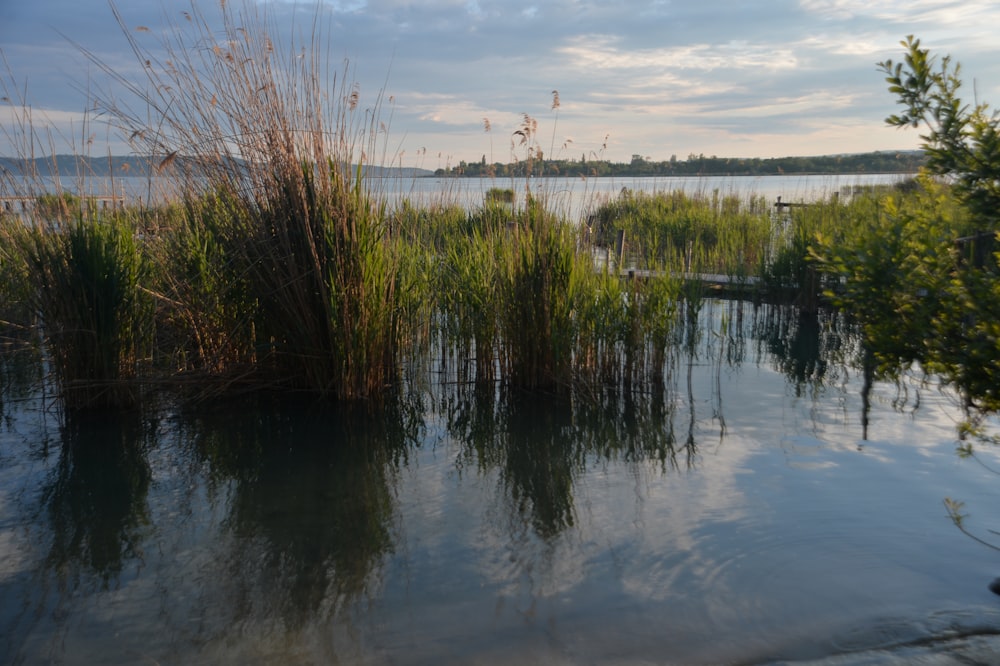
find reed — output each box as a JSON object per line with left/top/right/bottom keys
{"left": 588, "top": 188, "right": 773, "bottom": 279}
{"left": 4, "top": 212, "right": 152, "bottom": 410}
{"left": 84, "top": 1, "right": 405, "bottom": 402}
{"left": 439, "top": 228, "right": 501, "bottom": 382}
{"left": 148, "top": 189, "right": 257, "bottom": 383}
{"left": 631, "top": 270, "right": 683, "bottom": 386}
{"left": 496, "top": 200, "right": 580, "bottom": 389}
{"left": 569, "top": 263, "right": 623, "bottom": 387}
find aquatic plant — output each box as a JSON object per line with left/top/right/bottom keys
{"left": 496, "top": 201, "right": 580, "bottom": 389}
{"left": 6, "top": 213, "right": 152, "bottom": 409}
{"left": 84, "top": 1, "right": 405, "bottom": 401}
{"left": 588, "top": 188, "right": 773, "bottom": 280}
{"left": 148, "top": 189, "right": 257, "bottom": 382}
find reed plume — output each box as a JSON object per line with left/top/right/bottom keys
{"left": 84, "top": 1, "right": 404, "bottom": 402}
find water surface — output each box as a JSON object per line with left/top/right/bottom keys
{"left": 7, "top": 173, "right": 910, "bottom": 224}
{"left": 2, "top": 300, "right": 999, "bottom": 664}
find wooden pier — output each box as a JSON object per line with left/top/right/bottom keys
{"left": 1, "top": 194, "right": 128, "bottom": 214}
{"left": 773, "top": 196, "right": 809, "bottom": 210}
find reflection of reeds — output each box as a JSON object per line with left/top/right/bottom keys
{"left": 443, "top": 372, "right": 695, "bottom": 539}
{"left": 44, "top": 412, "right": 154, "bottom": 582}
{"left": 176, "top": 396, "right": 414, "bottom": 623}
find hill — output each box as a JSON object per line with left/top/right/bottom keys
{"left": 0, "top": 155, "right": 435, "bottom": 179}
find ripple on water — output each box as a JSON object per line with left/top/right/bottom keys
{"left": 829, "top": 606, "right": 1000, "bottom": 654}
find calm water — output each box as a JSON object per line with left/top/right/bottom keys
{"left": 379, "top": 173, "right": 910, "bottom": 222}
{"left": 2, "top": 300, "right": 1000, "bottom": 665}
{"left": 9, "top": 173, "right": 910, "bottom": 224}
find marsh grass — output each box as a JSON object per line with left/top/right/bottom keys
{"left": 3, "top": 212, "right": 152, "bottom": 410}
{"left": 497, "top": 201, "right": 579, "bottom": 389}
{"left": 589, "top": 188, "right": 773, "bottom": 277}
{"left": 149, "top": 190, "right": 257, "bottom": 383}
{"left": 0, "top": 5, "right": 947, "bottom": 412}
{"left": 76, "top": 1, "right": 407, "bottom": 401}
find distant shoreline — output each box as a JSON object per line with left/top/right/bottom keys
{"left": 1, "top": 151, "right": 924, "bottom": 181}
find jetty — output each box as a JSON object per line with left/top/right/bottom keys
{"left": 1, "top": 194, "right": 128, "bottom": 214}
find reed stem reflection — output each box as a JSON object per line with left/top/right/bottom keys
{"left": 43, "top": 412, "right": 155, "bottom": 585}
{"left": 174, "top": 397, "right": 418, "bottom": 628}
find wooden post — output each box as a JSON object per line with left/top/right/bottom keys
{"left": 615, "top": 229, "right": 626, "bottom": 269}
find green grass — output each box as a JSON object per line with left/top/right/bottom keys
{"left": 2, "top": 212, "right": 151, "bottom": 410}
{"left": 588, "top": 188, "right": 773, "bottom": 277}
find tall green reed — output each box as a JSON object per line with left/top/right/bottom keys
{"left": 149, "top": 190, "right": 257, "bottom": 383}
{"left": 589, "top": 188, "right": 773, "bottom": 279}
{"left": 86, "top": 1, "right": 405, "bottom": 402}
{"left": 4, "top": 213, "right": 151, "bottom": 410}
{"left": 496, "top": 201, "right": 580, "bottom": 389}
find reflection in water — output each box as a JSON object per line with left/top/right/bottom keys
{"left": 445, "top": 376, "right": 694, "bottom": 541}
{"left": 43, "top": 412, "right": 154, "bottom": 585}
{"left": 0, "top": 330, "right": 42, "bottom": 423}
{"left": 4, "top": 300, "right": 988, "bottom": 664}
{"left": 173, "top": 396, "right": 420, "bottom": 629}
{"left": 437, "top": 300, "right": 872, "bottom": 544}
{"left": 755, "top": 305, "right": 851, "bottom": 394}
{"left": 4, "top": 411, "right": 156, "bottom": 663}
{"left": 447, "top": 383, "right": 576, "bottom": 538}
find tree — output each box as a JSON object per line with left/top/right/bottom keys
{"left": 878, "top": 39, "right": 1000, "bottom": 561}
{"left": 815, "top": 37, "right": 1000, "bottom": 421}
{"left": 878, "top": 35, "right": 1000, "bottom": 228}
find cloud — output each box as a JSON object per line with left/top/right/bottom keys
{"left": 1, "top": 0, "right": 999, "bottom": 160}
{"left": 561, "top": 36, "right": 786, "bottom": 72}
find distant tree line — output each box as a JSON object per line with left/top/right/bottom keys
{"left": 434, "top": 150, "right": 925, "bottom": 178}
{"left": 0, "top": 155, "right": 434, "bottom": 179}
{"left": 0, "top": 150, "right": 925, "bottom": 181}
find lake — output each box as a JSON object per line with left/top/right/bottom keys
{"left": 2, "top": 299, "right": 999, "bottom": 664}
{"left": 8, "top": 172, "right": 911, "bottom": 225}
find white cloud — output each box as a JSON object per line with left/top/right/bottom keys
{"left": 799, "top": 0, "right": 994, "bottom": 24}
{"left": 1, "top": 0, "right": 999, "bottom": 161}
{"left": 556, "top": 35, "right": 801, "bottom": 77}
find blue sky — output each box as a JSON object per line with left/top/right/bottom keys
{"left": 1, "top": 0, "right": 998, "bottom": 165}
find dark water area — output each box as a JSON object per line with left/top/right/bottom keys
{"left": 3, "top": 300, "right": 1000, "bottom": 665}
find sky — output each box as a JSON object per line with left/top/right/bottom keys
{"left": 1, "top": 0, "right": 999, "bottom": 166}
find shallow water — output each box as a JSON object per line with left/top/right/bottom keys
{"left": 2, "top": 300, "right": 1000, "bottom": 665}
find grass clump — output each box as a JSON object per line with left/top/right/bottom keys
{"left": 85, "top": 1, "right": 406, "bottom": 402}
{"left": 3, "top": 212, "right": 151, "bottom": 410}
{"left": 588, "top": 188, "right": 772, "bottom": 277}
{"left": 497, "top": 202, "right": 579, "bottom": 389}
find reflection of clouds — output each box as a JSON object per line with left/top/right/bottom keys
{"left": 7, "top": 302, "right": 1000, "bottom": 664}
{"left": 0, "top": 529, "right": 27, "bottom": 580}
{"left": 396, "top": 423, "right": 590, "bottom": 602}
{"left": 476, "top": 521, "right": 588, "bottom": 601}
{"left": 611, "top": 439, "right": 758, "bottom": 603}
